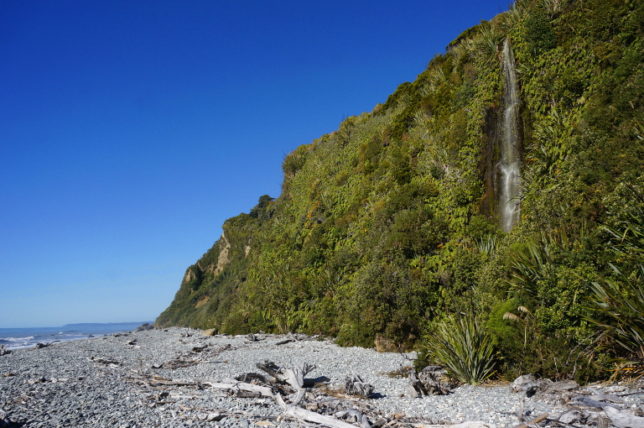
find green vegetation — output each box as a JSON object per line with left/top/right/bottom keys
{"left": 589, "top": 186, "right": 643, "bottom": 361}
{"left": 157, "top": 0, "right": 643, "bottom": 382}
{"left": 425, "top": 316, "right": 495, "bottom": 384}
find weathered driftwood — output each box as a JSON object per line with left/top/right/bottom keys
{"left": 255, "top": 360, "right": 315, "bottom": 388}
{"left": 0, "top": 345, "right": 10, "bottom": 356}
{"left": 256, "top": 360, "right": 283, "bottom": 383}
{"left": 278, "top": 362, "right": 315, "bottom": 405}
{"left": 571, "top": 395, "right": 617, "bottom": 409}
{"left": 207, "top": 381, "right": 275, "bottom": 398}
{"left": 129, "top": 374, "right": 208, "bottom": 389}
{"left": 89, "top": 356, "right": 121, "bottom": 367}
{"left": 234, "top": 372, "right": 270, "bottom": 384}
{"left": 282, "top": 406, "right": 359, "bottom": 428}
{"left": 152, "top": 357, "right": 200, "bottom": 370}
{"left": 617, "top": 390, "right": 644, "bottom": 397}
{"left": 284, "top": 363, "right": 316, "bottom": 389}
{"left": 152, "top": 344, "right": 231, "bottom": 370}
{"left": 191, "top": 344, "right": 208, "bottom": 352}
{"left": 250, "top": 361, "right": 379, "bottom": 427}
{"left": 129, "top": 359, "right": 482, "bottom": 428}
{"left": 150, "top": 379, "right": 207, "bottom": 389}
{"left": 207, "top": 376, "right": 364, "bottom": 427}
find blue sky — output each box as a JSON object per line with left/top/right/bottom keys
{"left": 0, "top": 0, "right": 511, "bottom": 327}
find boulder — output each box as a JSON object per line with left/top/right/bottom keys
{"left": 511, "top": 374, "right": 549, "bottom": 397}
{"left": 511, "top": 374, "right": 537, "bottom": 393}
{"left": 344, "top": 375, "right": 374, "bottom": 398}
{"left": 418, "top": 365, "right": 453, "bottom": 395}
{"left": 408, "top": 365, "right": 453, "bottom": 397}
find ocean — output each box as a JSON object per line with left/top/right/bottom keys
{"left": 0, "top": 322, "right": 149, "bottom": 349}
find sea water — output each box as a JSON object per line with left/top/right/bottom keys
{"left": 0, "top": 322, "right": 148, "bottom": 349}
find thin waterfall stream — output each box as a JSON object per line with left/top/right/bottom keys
{"left": 498, "top": 39, "right": 521, "bottom": 232}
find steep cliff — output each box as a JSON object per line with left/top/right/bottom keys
{"left": 158, "top": 0, "right": 642, "bottom": 378}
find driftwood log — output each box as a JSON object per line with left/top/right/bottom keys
{"left": 282, "top": 406, "right": 359, "bottom": 428}
{"left": 206, "top": 362, "right": 365, "bottom": 428}
{"left": 126, "top": 356, "right": 497, "bottom": 427}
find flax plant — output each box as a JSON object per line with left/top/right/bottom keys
{"left": 427, "top": 316, "right": 495, "bottom": 385}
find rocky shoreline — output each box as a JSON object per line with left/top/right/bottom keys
{"left": 0, "top": 328, "right": 641, "bottom": 427}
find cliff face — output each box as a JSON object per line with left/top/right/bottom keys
{"left": 158, "top": 0, "right": 642, "bottom": 375}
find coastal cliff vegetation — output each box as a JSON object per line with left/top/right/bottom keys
{"left": 158, "top": 0, "right": 643, "bottom": 382}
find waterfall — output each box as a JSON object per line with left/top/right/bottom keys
{"left": 498, "top": 39, "right": 521, "bottom": 232}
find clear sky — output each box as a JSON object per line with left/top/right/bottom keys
{"left": 0, "top": 0, "right": 511, "bottom": 327}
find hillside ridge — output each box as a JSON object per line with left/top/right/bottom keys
{"left": 158, "top": 0, "right": 643, "bottom": 381}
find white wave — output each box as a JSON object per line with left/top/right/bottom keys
{"left": 0, "top": 336, "right": 34, "bottom": 342}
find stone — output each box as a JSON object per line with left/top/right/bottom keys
{"left": 510, "top": 374, "right": 549, "bottom": 397}
{"left": 511, "top": 374, "right": 536, "bottom": 393}
{"left": 418, "top": 365, "right": 453, "bottom": 395}
{"left": 406, "top": 383, "right": 422, "bottom": 398}
{"left": 344, "top": 375, "right": 375, "bottom": 398}
{"left": 206, "top": 412, "right": 224, "bottom": 422}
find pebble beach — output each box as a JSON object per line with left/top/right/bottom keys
{"left": 0, "top": 328, "right": 641, "bottom": 427}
